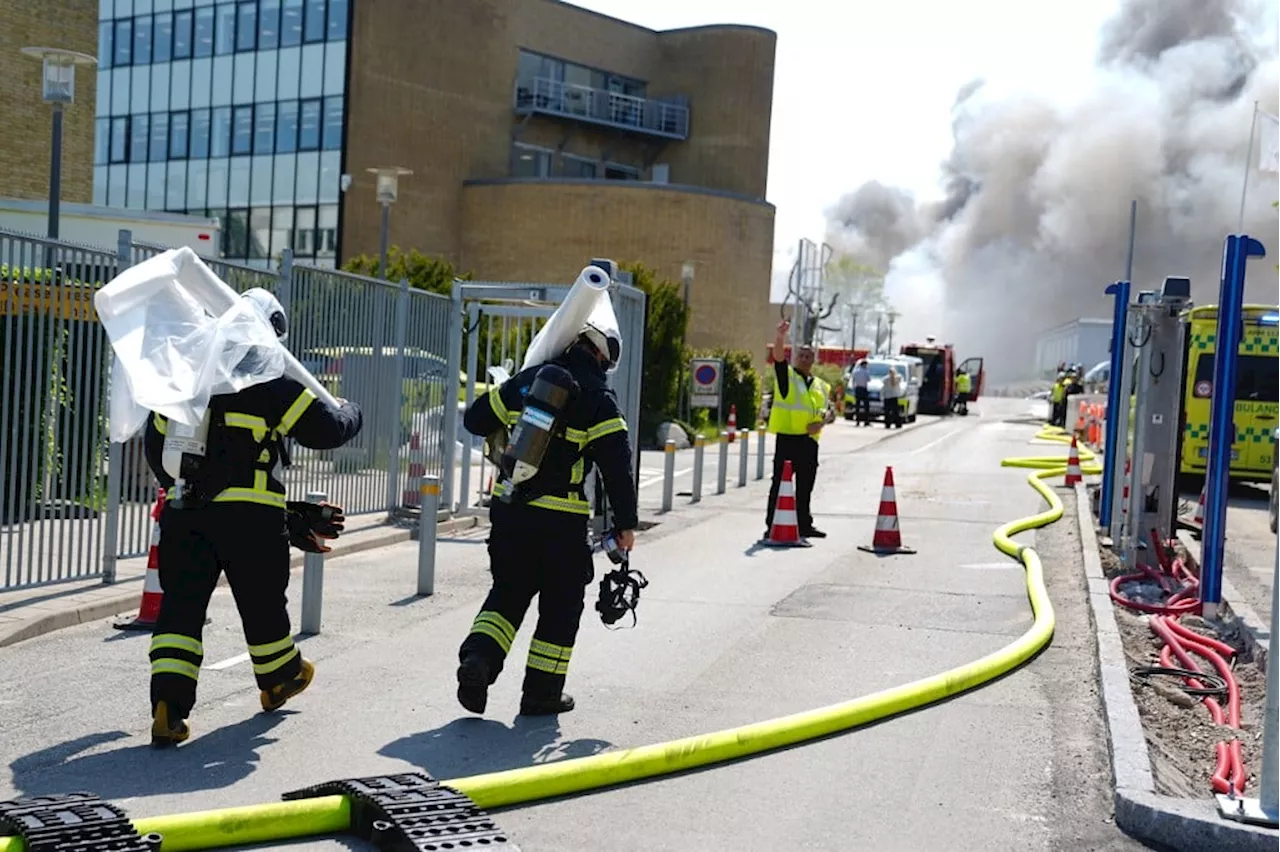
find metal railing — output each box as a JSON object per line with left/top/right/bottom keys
{"left": 514, "top": 76, "right": 690, "bottom": 140}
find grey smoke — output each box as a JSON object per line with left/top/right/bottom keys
{"left": 825, "top": 0, "right": 1280, "bottom": 382}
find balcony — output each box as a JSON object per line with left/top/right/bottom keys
{"left": 514, "top": 77, "right": 690, "bottom": 141}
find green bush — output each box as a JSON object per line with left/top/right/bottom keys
{"left": 690, "top": 347, "right": 762, "bottom": 428}
{"left": 621, "top": 262, "right": 690, "bottom": 443}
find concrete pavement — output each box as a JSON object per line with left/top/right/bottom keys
{"left": 0, "top": 401, "right": 1152, "bottom": 851}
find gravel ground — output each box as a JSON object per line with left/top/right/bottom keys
{"left": 1097, "top": 546, "right": 1267, "bottom": 800}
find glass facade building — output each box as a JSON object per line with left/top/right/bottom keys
{"left": 93, "top": 0, "right": 349, "bottom": 267}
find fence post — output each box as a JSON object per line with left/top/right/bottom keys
{"left": 691, "top": 435, "right": 705, "bottom": 503}
{"left": 276, "top": 247, "right": 293, "bottom": 318}
{"left": 101, "top": 229, "right": 134, "bottom": 585}
{"left": 756, "top": 424, "right": 766, "bottom": 480}
{"left": 717, "top": 432, "right": 728, "bottom": 494}
{"left": 661, "top": 438, "right": 675, "bottom": 512}
{"left": 459, "top": 302, "right": 480, "bottom": 513}
{"left": 384, "top": 277, "right": 411, "bottom": 518}
{"left": 417, "top": 476, "right": 440, "bottom": 596}
{"left": 300, "top": 490, "right": 326, "bottom": 635}
{"left": 738, "top": 429, "right": 748, "bottom": 487}
{"left": 440, "top": 280, "right": 465, "bottom": 513}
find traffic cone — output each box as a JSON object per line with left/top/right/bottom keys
{"left": 113, "top": 491, "right": 167, "bottom": 632}
{"left": 727, "top": 405, "right": 738, "bottom": 443}
{"left": 1064, "top": 437, "right": 1082, "bottom": 486}
{"left": 761, "top": 460, "right": 812, "bottom": 548}
{"left": 858, "top": 467, "right": 917, "bottom": 555}
{"left": 403, "top": 461, "right": 425, "bottom": 508}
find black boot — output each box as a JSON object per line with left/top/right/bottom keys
{"left": 456, "top": 654, "right": 491, "bottom": 715}
{"left": 520, "top": 692, "right": 575, "bottom": 716}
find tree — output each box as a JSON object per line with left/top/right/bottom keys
{"left": 342, "top": 245, "right": 470, "bottom": 295}
{"left": 824, "top": 256, "right": 895, "bottom": 352}
{"left": 620, "top": 262, "right": 690, "bottom": 439}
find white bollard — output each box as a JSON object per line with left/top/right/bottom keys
{"left": 661, "top": 439, "right": 676, "bottom": 513}
{"left": 737, "top": 429, "right": 748, "bottom": 486}
{"left": 717, "top": 431, "right": 728, "bottom": 495}
{"left": 756, "top": 424, "right": 766, "bottom": 480}
{"left": 691, "top": 436, "right": 705, "bottom": 503}
{"left": 417, "top": 476, "right": 440, "bottom": 596}
{"left": 300, "top": 490, "right": 326, "bottom": 635}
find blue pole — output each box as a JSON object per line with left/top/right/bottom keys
{"left": 1099, "top": 280, "right": 1131, "bottom": 526}
{"left": 1200, "top": 234, "right": 1267, "bottom": 612}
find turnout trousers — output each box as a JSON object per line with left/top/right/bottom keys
{"left": 766, "top": 433, "right": 819, "bottom": 533}
{"left": 458, "top": 501, "right": 594, "bottom": 700}
{"left": 150, "top": 503, "right": 303, "bottom": 718}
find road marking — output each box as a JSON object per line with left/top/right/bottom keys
{"left": 206, "top": 652, "right": 249, "bottom": 670}
{"left": 911, "top": 426, "right": 966, "bottom": 455}
{"left": 639, "top": 467, "right": 693, "bottom": 489}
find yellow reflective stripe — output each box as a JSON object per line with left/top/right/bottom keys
{"left": 150, "top": 633, "right": 204, "bottom": 655}
{"left": 474, "top": 611, "right": 516, "bottom": 643}
{"left": 570, "top": 457, "right": 585, "bottom": 484}
{"left": 253, "top": 646, "right": 299, "bottom": 675}
{"left": 279, "top": 388, "right": 316, "bottom": 436}
{"left": 152, "top": 412, "right": 168, "bottom": 435}
{"left": 526, "top": 655, "right": 570, "bottom": 675}
{"left": 470, "top": 622, "right": 513, "bottom": 653}
{"left": 528, "top": 494, "right": 590, "bottom": 515}
{"left": 247, "top": 636, "right": 295, "bottom": 657}
{"left": 529, "top": 638, "right": 572, "bottom": 662}
{"left": 224, "top": 412, "right": 269, "bottom": 441}
{"left": 488, "top": 388, "right": 510, "bottom": 424}
{"left": 151, "top": 659, "right": 200, "bottom": 680}
{"left": 563, "top": 427, "right": 588, "bottom": 446}
{"left": 212, "top": 488, "right": 287, "bottom": 508}
{"left": 587, "top": 417, "right": 626, "bottom": 443}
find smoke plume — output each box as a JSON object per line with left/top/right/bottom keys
{"left": 825, "top": 0, "right": 1280, "bottom": 382}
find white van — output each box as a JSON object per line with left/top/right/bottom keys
{"left": 844, "top": 356, "right": 921, "bottom": 423}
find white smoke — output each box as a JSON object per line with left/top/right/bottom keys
{"left": 825, "top": 0, "right": 1280, "bottom": 382}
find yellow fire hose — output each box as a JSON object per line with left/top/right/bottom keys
{"left": 0, "top": 437, "right": 1087, "bottom": 852}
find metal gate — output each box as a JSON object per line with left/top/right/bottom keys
{"left": 442, "top": 271, "right": 646, "bottom": 530}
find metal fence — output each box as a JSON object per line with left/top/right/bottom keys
{"left": 0, "top": 226, "right": 452, "bottom": 591}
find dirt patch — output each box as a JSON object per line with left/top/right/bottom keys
{"left": 1097, "top": 543, "right": 1268, "bottom": 800}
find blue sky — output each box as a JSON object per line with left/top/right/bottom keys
{"left": 569, "top": 0, "right": 1125, "bottom": 298}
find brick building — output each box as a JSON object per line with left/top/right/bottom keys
{"left": 0, "top": 0, "right": 99, "bottom": 205}
{"left": 87, "top": 0, "right": 777, "bottom": 358}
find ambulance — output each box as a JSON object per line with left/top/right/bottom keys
{"left": 1178, "top": 304, "right": 1279, "bottom": 483}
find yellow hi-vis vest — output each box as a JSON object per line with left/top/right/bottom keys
{"left": 769, "top": 366, "right": 828, "bottom": 442}
{"left": 1051, "top": 381, "right": 1065, "bottom": 403}
{"left": 956, "top": 372, "right": 972, "bottom": 393}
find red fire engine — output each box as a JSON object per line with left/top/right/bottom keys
{"left": 898, "top": 337, "right": 985, "bottom": 415}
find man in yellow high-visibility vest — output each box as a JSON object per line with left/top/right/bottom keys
{"left": 765, "top": 319, "right": 834, "bottom": 539}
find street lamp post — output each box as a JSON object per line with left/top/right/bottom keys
{"left": 886, "top": 310, "right": 899, "bottom": 354}
{"left": 21, "top": 47, "right": 97, "bottom": 241}
{"left": 365, "top": 167, "right": 413, "bottom": 279}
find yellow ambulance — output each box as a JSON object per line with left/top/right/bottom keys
{"left": 1179, "top": 304, "right": 1279, "bottom": 482}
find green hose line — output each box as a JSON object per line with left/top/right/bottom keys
{"left": 0, "top": 448, "right": 1074, "bottom": 851}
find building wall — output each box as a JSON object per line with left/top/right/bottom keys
{"left": 0, "top": 0, "right": 98, "bottom": 204}
{"left": 459, "top": 179, "right": 776, "bottom": 366}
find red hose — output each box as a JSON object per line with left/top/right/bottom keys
{"left": 1110, "top": 535, "right": 1249, "bottom": 796}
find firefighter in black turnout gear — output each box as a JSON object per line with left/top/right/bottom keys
{"left": 456, "top": 323, "right": 638, "bottom": 716}
{"left": 142, "top": 288, "right": 363, "bottom": 747}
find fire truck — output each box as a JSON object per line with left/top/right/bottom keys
{"left": 899, "top": 337, "right": 986, "bottom": 415}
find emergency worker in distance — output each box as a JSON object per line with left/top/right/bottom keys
{"left": 456, "top": 316, "right": 638, "bottom": 717}
{"left": 954, "top": 367, "right": 972, "bottom": 415}
{"left": 143, "top": 288, "right": 363, "bottom": 747}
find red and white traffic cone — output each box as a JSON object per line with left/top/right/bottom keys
{"left": 761, "top": 460, "right": 811, "bottom": 548}
{"left": 1064, "top": 437, "right": 1082, "bottom": 486}
{"left": 1118, "top": 458, "right": 1131, "bottom": 532}
{"left": 114, "top": 491, "right": 167, "bottom": 632}
{"left": 858, "top": 466, "right": 917, "bottom": 555}
{"left": 403, "top": 461, "right": 425, "bottom": 508}
{"left": 727, "top": 405, "right": 738, "bottom": 443}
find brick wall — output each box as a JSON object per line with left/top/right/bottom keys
{"left": 0, "top": 0, "right": 98, "bottom": 204}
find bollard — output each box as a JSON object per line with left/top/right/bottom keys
{"left": 661, "top": 439, "right": 676, "bottom": 513}
{"left": 691, "top": 436, "right": 705, "bottom": 503}
{"left": 756, "top": 424, "right": 766, "bottom": 480}
{"left": 737, "top": 429, "right": 748, "bottom": 486}
{"left": 717, "top": 431, "right": 728, "bottom": 495}
{"left": 417, "top": 476, "right": 440, "bottom": 596}
{"left": 300, "top": 490, "right": 326, "bottom": 635}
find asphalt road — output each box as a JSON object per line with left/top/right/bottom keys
{"left": 0, "top": 400, "right": 1152, "bottom": 851}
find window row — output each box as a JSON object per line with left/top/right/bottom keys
{"left": 99, "top": 0, "right": 347, "bottom": 69}
{"left": 97, "top": 44, "right": 347, "bottom": 118}
{"left": 96, "top": 98, "right": 343, "bottom": 165}
{"left": 209, "top": 204, "right": 339, "bottom": 261}
{"left": 94, "top": 151, "right": 343, "bottom": 214}
{"left": 516, "top": 49, "right": 646, "bottom": 99}
{"left": 510, "top": 144, "right": 641, "bottom": 181}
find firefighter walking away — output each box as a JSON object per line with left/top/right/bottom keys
{"left": 455, "top": 284, "right": 638, "bottom": 717}
{"left": 142, "top": 288, "right": 363, "bottom": 747}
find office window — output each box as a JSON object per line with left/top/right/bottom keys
{"left": 604, "top": 164, "right": 640, "bottom": 181}
{"left": 563, "top": 156, "right": 596, "bottom": 178}
{"left": 215, "top": 3, "right": 237, "bottom": 53}
{"left": 189, "top": 108, "right": 211, "bottom": 158}
{"left": 233, "top": 52, "right": 255, "bottom": 104}
{"left": 147, "top": 163, "right": 167, "bottom": 208}
{"left": 317, "top": 204, "right": 337, "bottom": 257}
{"left": 94, "top": 167, "right": 107, "bottom": 205}
{"left": 108, "top": 165, "right": 127, "bottom": 207}
{"left": 207, "top": 158, "right": 229, "bottom": 206}
{"left": 304, "top": 0, "right": 326, "bottom": 42}
{"left": 511, "top": 144, "right": 551, "bottom": 177}
{"left": 254, "top": 102, "right": 276, "bottom": 154}
{"left": 167, "top": 161, "right": 187, "bottom": 209}
{"left": 170, "top": 111, "right": 190, "bottom": 159}
{"left": 211, "top": 55, "right": 233, "bottom": 105}
{"left": 276, "top": 46, "right": 300, "bottom": 99}
{"left": 211, "top": 105, "right": 232, "bottom": 156}
{"left": 250, "top": 156, "right": 273, "bottom": 205}
{"left": 275, "top": 100, "right": 298, "bottom": 152}
{"left": 173, "top": 10, "right": 192, "bottom": 58}
{"left": 327, "top": 0, "right": 347, "bottom": 40}
{"left": 225, "top": 209, "right": 249, "bottom": 257}
{"left": 299, "top": 43, "right": 323, "bottom": 98}
{"left": 149, "top": 113, "right": 169, "bottom": 162}
{"left": 321, "top": 96, "right": 342, "bottom": 149}
{"left": 298, "top": 99, "right": 321, "bottom": 150}
{"left": 186, "top": 159, "right": 209, "bottom": 210}
{"left": 112, "top": 70, "right": 130, "bottom": 115}
{"left": 127, "top": 163, "right": 147, "bottom": 208}
{"left": 281, "top": 0, "right": 303, "bottom": 47}
{"left": 129, "top": 114, "right": 149, "bottom": 163}
{"left": 229, "top": 157, "right": 250, "bottom": 206}
{"left": 150, "top": 62, "right": 171, "bottom": 110}
{"left": 99, "top": 22, "right": 114, "bottom": 71}
{"left": 293, "top": 205, "right": 315, "bottom": 254}
{"left": 97, "top": 68, "right": 112, "bottom": 114}
{"left": 193, "top": 6, "right": 214, "bottom": 57}
{"left": 135, "top": 0, "right": 153, "bottom": 15}
{"left": 249, "top": 208, "right": 271, "bottom": 259}
{"left": 231, "top": 105, "right": 254, "bottom": 154}
{"left": 323, "top": 40, "right": 344, "bottom": 94}
{"left": 319, "top": 149, "right": 340, "bottom": 202}
{"left": 235, "top": 2, "right": 256, "bottom": 50}
{"left": 295, "top": 151, "right": 318, "bottom": 203}
{"left": 273, "top": 153, "right": 296, "bottom": 198}
{"left": 114, "top": 19, "right": 133, "bottom": 66}
{"left": 154, "top": 12, "right": 173, "bottom": 62}
{"left": 259, "top": 0, "right": 280, "bottom": 49}
{"left": 170, "top": 59, "right": 191, "bottom": 109}
{"left": 95, "top": 118, "right": 111, "bottom": 165}
{"left": 190, "top": 56, "right": 211, "bottom": 106}
{"left": 131, "top": 66, "right": 150, "bottom": 114}
{"left": 255, "top": 50, "right": 277, "bottom": 101}
{"left": 270, "top": 206, "right": 292, "bottom": 258}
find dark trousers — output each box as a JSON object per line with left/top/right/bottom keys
{"left": 766, "top": 434, "right": 818, "bottom": 533}
{"left": 884, "top": 397, "right": 902, "bottom": 428}
{"left": 459, "top": 502, "right": 594, "bottom": 699}
{"left": 150, "top": 503, "right": 301, "bottom": 718}
{"left": 853, "top": 387, "right": 871, "bottom": 424}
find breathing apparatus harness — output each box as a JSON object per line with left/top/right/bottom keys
{"left": 595, "top": 530, "right": 647, "bottom": 629}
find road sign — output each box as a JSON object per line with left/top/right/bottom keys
{"left": 690, "top": 357, "right": 723, "bottom": 409}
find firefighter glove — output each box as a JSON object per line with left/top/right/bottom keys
{"left": 286, "top": 500, "right": 346, "bottom": 553}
